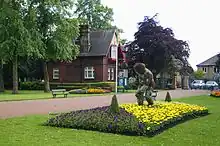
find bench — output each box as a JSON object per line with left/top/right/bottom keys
{"left": 151, "top": 90, "right": 158, "bottom": 101}
{"left": 51, "top": 89, "right": 68, "bottom": 98}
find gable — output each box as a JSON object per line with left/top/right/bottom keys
{"left": 79, "top": 29, "right": 116, "bottom": 57}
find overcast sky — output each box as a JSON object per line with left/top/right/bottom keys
{"left": 102, "top": 0, "right": 220, "bottom": 70}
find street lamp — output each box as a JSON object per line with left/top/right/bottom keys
{"left": 112, "top": 45, "right": 118, "bottom": 95}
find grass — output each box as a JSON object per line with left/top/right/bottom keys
{"left": 0, "top": 90, "right": 136, "bottom": 102}
{"left": 0, "top": 95, "right": 220, "bottom": 146}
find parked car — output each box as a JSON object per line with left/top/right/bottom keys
{"left": 205, "top": 81, "right": 219, "bottom": 90}
{"left": 190, "top": 80, "right": 205, "bottom": 89}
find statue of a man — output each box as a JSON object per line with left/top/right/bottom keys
{"left": 133, "top": 63, "right": 155, "bottom": 106}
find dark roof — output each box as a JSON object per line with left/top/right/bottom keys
{"left": 196, "top": 54, "right": 219, "bottom": 66}
{"left": 79, "top": 29, "right": 116, "bottom": 57}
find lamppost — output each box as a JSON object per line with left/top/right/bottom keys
{"left": 112, "top": 45, "right": 118, "bottom": 95}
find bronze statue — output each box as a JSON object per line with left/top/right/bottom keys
{"left": 133, "top": 63, "right": 155, "bottom": 106}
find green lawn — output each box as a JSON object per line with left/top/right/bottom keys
{"left": 0, "top": 90, "right": 136, "bottom": 102}
{"left": 0, "top": 95, "right": 220, "bottom": 146}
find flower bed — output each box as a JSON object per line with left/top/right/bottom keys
{"left": 210, "top": 90, "right": 220, "bottom": 97}
{"left": 69, "top": 88, "right": 110, "bottom": 94}
{"left": 45, "top": 102, "right": 208, "bottom": 136}
{"left": 87, "top": 88, "right": 105, "bottom": 94}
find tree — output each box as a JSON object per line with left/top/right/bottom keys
{"left": 109, "top": 94, "right": 119, "bottom": 113}
{"left": 165, "top": 92, "right": 172, "bottom": 102}
{"left": 0, "top": 0, "right": 43, "bottom": 94}
{"left": 18, "top": 57, "right": 44, "bottom": 81}
{"left": 27, "top": 0, "right": 80, "bottom": 92}
{"left": 125, "top": 14, "right": 190, "bottom": 80}
{"left": 193, "top": 70, "right": 205, "bottom": 79}
{"left": 75, "top": 0, "right": 114, "bottom": 30}
{"left": 120, "top": 39, "right": 128, "bottom": 45}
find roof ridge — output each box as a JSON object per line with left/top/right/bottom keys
{"left": 196, "top": 54, "right": 219, "bottom": 66}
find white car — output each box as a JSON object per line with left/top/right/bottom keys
{"left": 191, "top": 80, "right": 205, "bottom": 89}
{"left": 205, "top": 81, "right": 218, "bottom": 89}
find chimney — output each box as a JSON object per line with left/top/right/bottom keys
{"left": 79, "top": 24, "right": 91, "bottom": 53}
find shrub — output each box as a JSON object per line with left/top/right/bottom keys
{"left": 210, "top": 90, "right": 220, "bottom": 97}
{"left": 45, "top": 101, "right": 208, "bottom": 137}
{"left": 20, "top": 81, "right": 44, "bottom": 90}
{"left": 57, "top": 86, "right": 85, "bottom": 90}
{"left": 110, "top": 95, "right": 119, "bottom": 113}
{"left": 87, "top": 88, "right": 105, "bottom": 94}
{"left": 55, "top": 82, "right": 115, "bottom": 91}
{"left": 165, "top": 92, "right": 172, "bottom": 102}
{"left": 69, "top": 89, "right": 87, "bottom": 94}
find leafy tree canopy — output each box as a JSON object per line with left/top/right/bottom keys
{"left": 193, "top": 70, "right": 205, "bottom": 80}
{"left": 125, "top": 14, "right": 190, "bottom": 77}
{"left": 74, "top": 0, "right": 123, "bottom": 35}
{"left": 75, "top": 0, "right": 114, "bottom": 30}
{"left": 26, "top": 0, "right": 80, "bottom": 61}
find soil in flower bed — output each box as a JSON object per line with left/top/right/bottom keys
{"left": 45, "top": 102, "right": 209, "bottom": 137}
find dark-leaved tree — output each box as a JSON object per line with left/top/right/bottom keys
{"left": 125, "top": 14, "right": 190, "bottom": 80}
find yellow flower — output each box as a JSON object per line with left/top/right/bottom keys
{"left": 119, "top": 101, "right": 208, "bottom": 126}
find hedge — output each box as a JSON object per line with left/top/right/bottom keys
{"left": 19, "top": 81, "right": 115, "bottom": 91}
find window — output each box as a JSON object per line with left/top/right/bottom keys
{"left": 53, "top": 68, "right": 59, "bottom": 80}
{"left": 108, "top": 68, "right": 111, "bottom": 80}
{"left": 214, "top": 67, "right": 219, "bottom": 73}
{"left": 84, "top": 67, "right": 94, "bottom": 79}
{"left": 108, "top": 68, "right": 114, "bottom": 80}
{"left": 202, "top": 67, "right": 207, "bottom": 73}
{"left": 111, "top": 68, "right": 114, "bottom": 80}
{"left": 110, "top": 46, "right": 117, "bottom": 59}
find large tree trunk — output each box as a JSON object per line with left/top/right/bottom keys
{"left": 43, "top": 62, "right": 50, "bottom": 92}
{"left": 12, "top": 56, "right": 18, "bottom": 94}
{"left": 0, "top": 59, "right": 4, "bottom": 92}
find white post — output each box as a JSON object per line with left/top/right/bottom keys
{"left": 115, "top": 45, "right": 118, "bottom": 95}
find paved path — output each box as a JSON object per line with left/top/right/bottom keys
{"left": 0, "top": 89, "right": 209, "bottom": 119}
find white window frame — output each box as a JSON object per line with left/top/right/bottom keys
{"left": 214, "top": 67, "right": 219, "bottom": 73}
{"left": 84, "top": 66, "right": 95, "bottom": 79}
{"left": 202, "top": 67, "right": 207, "bottom": 73}
{"left": 53, "top": 68, "right": 59, "bottom": 80}
{"left": 108, "top": 68, "right": 111, "bottom": 80}
{"left": 110, "top": 46, "right": 117, "bottom": 59}
{"left": 111, "top": 68, "right": 114, "bottom": 80}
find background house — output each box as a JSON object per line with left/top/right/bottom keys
{"left": 196, "top": 54, "right": 219, "bottom": 80}
{"left": 48, "top": 25, "right": 127, "bottom": 83}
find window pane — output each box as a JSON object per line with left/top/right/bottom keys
{"left": 87, "top": 71, "right": 93, "bottom": 78}
{"left": 53, "top": 68, "right": 59, "bottom": 79}
{"left": 108, "top": 68, "right": 111, "bottom": 80}
{"left": 111, "top": 68, "right": 114, "bottom": 80}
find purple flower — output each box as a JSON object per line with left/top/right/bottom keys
{"left": 138, "top": 122, "right": 144, "bottom": 129}
{"left": 114, "top": 116, "right": 118, "bottom": 122}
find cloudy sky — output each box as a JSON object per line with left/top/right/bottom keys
{"left": 102, "top": 0, "right": 220, "bottom": 70}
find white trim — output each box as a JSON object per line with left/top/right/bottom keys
{"left": 202, "top": 67, "right": 207, "bottom": 73}
{"left": 84, "top": 66, "right": 94, "bottom": 79}
{"left": 108, "top": 68, "right": 111, "bottom": 80}
{"left": 111, "top": 68, "right": 114, "bottom": 80}
{"left": 110, "top": 46, "right": 116, "bottom": 59}
{"left": 53, "top": 68, "right": 59, "bottom": 80}
{"left": 214, "top": 67, "right": 219, "bottom": 73}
